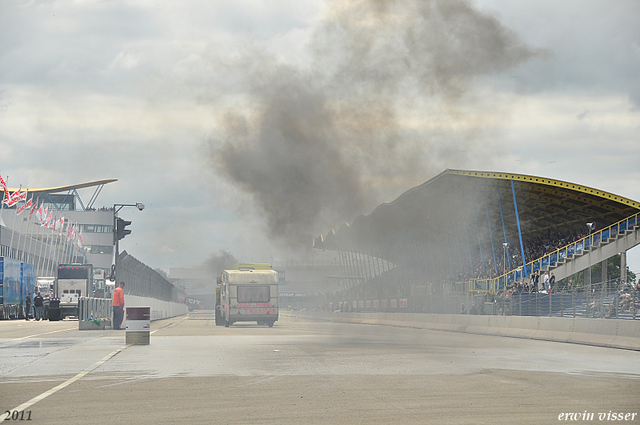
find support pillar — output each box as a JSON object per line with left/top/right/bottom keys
{"left": 621, "top": 251, "right": 627, "bottom": 284}
{"left": 601, "top": 259, "right": 608, "bottom": 284}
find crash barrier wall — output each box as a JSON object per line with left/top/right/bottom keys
{"left": 78, "top": 295, "right": 185, "bottom": 329}
{"left": 288, "top": 311, "right": 640, "bottom": 351}
{"left": 121, "top": 295, "right": 187, "bottom": 327}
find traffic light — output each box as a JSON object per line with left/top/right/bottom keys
{"left": 116, "top": 217, "right": 132, "bottom": 241}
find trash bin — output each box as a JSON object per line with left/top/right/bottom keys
{"left": 125, "top": 307, "right": 150, "bottom": 345}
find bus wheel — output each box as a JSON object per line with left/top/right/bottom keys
{"left": 215, "top": 309, "right": 224, "bottom": 326}
{"left": 224, "top": 319, "right": 230, "bottom": 327}
{"left": 268, "top": 321, "right": 274, "bottom": 328}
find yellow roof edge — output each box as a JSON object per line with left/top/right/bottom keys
{"left": 1, "top": 179, "right": 118, "bottom": 194}
{"left": 446, "top": 169, "right": 640, "bottom": 210}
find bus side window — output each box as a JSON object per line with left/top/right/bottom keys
{"left": 63, "top": 290, "right": 69, "bottom": 293}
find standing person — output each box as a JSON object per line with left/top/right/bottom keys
{"left": 112, "top": 282, "right": 125, "bottom": 330}
{"left": 543, "top": 271, "right": 550, "bottom": 292}
{"left": 549, "top": 272, "right": 556, "bottom": 293}
{"left": 531, "top": 271, "right": 539, "bottom": 292}
{"left": 25, "top": 292, "right": 32, "bottom": 321}
{"left": 33, "top": 292, "right": 45, "bottom": 321}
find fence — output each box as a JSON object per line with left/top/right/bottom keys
{"left": 325, "top": 279, "right": 638, "bottom": 320}
{"left": 78, "top": 297, "right": 112, "bottom": 321}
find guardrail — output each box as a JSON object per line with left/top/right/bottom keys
{"left": 470, "top": 212, "right": 639, "bottom": 292}
{"left": 78, "top": 297, "right": 112, "bottom": 321}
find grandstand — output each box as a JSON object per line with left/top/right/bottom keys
{"left": 313, "top": 169, "right": 640, "bottom": 317}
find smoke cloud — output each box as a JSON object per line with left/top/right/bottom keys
{"left": 208, "top": 0, "right": 541, "bottom": 250}
{"left": 201, "top": 250, "right": 239, "bottom": 277}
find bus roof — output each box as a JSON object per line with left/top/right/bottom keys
{"left": 232, "top": 263, "right": 272, "bottom": 270}
{"left": 224, "top": 269, "right": 278, "bottom": 284}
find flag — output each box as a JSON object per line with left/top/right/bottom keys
{"left": 29, "top": 200, "right": 38, "bottom": 220}
{"left": 68, "top": 224, "right": 77, "bottom": 242}
{"left": 4, "top": 188, "right": 21, "bottom": 207}
{"left": 0, "top": 175, "right": 8, "bottom": 200}
{"left": 67, "top": 221, "right": 74, "bottom": 239}
{"left": 16, "top": 197, "right": 32, "bottom": 215}
{"left": 42, "top": 208, "right": 51, "bottom": 227}
{"left": 36, "top": 204, "right": 44, "bottom": 222}
{"left": 77, "top": 230, "right": 84, "bottom": 248}
{"left": 55, "top": 216, "right": 63, "bottom": 233}
{"left": 49, "top": 214, "right": 56, "bottom": 229}
{"left": 16, "top": 203, "right": 27, "bottom": 215}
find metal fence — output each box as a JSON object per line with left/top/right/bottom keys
{"left": 78, "top": 297, "right": 112, "bottom": 321}
{"left": 324, "top": 279, "right": 639, "bottom": 320}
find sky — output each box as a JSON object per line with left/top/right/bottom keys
{"left": 0, "top": 0, "right": 639, "bottom": 276}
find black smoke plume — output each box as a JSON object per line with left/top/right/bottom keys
{"left": 209, "top": 0, "right": 541, "bottom": 249}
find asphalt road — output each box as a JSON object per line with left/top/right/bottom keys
{"left": 1, "top": 312, "right": 639, "bottom": 424}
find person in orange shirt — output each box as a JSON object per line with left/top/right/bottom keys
{"left": 112, "top": 282, "right": 125, "bottom": 330}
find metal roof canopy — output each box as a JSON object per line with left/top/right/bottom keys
{"left": 313, "top": 169, "right": 640, "bottom": 278}
{"left": 1, "top": 179, "right": 117, "bottom": 211}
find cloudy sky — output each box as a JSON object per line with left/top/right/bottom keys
{"left": 1, "top": 0, "right": 639, "bottom": 275}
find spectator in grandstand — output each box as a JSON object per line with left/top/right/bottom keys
{"left": 543, "top": 271, "right": 550, "bottom": 292}
{"left": 112, "top": 282, "right": 125, "bottom": 330}
{"left": 530, "top": 271, "right": 539, "bottom": 292}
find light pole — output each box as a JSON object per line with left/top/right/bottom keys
{"left": 586, "top": 222, "right": 595, "bottom": 292}
{"left": 112, "top": 203, "right": 144, "bottom": 283}
{"left": 502, "top": 242, "right": 509, "bottom": 292}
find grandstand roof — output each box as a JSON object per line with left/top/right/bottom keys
{"left": 313, "top": 170, "right": 640, "bottom": 266}
{"left": 1, "top": 179, "right": 117, "bottom": 195}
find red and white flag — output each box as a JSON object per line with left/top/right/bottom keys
{"left": 77, "top": 230, "right": 84, "bottom": 248}
{"left": 4, "top": 188, "right": 21, "bottom": 207}
{"left": 29, "top": 200, "right": 38, "bottom": 220}
{"left": 0, "top": 175, "right": 8, "bottom": 198}
{"left": 16, "top": 197, "right": 33, "bottom": 215}
{"left": 55, "top": 216, "right": 63, "bottom": 233}
{"left": 36, "top": 204, "right": 44, "bottom": 222}
{"left": 49, "top": 215, "right": 57, "bottom": 229}
{"left": 42, "top": 208, "right": 51, "bottom": 227}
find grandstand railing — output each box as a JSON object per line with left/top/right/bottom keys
{"left": 469, "top": 212, "right": 639, "bottom": 293}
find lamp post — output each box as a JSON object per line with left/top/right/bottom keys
{"left": 112, "top": 203, "right": 144, "bottom": 283}
{"left": 586, "top": 222, "right": 596, "bottom": 309}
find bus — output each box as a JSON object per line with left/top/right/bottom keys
{"left": 216, "top": 264, "right": 279, "bottom": 327}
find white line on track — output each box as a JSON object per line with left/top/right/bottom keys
{"left": 1, "top": 314, "right": 187, "bottom": 419}
{"left": 0, "top": 326, "right": 76, "bottom": 344}
{"left": 1, "top": 344, "right": 130, "bottom": 420}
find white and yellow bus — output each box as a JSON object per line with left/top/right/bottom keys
{"left": 216, "top": 264, "right": 278, "bottom": 327}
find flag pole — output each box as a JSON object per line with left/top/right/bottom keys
{"left": 15, "top": 191, "right": 29, "bottom": 262}
{"left": 36, "top": 204, "right": 48, "bottom": 276}
{"left": 26, "top": 198, "right": 39, "bottom": 266}
{"left": 0, "top": 173, "right": 7, "bottom": 228}
{"left": 8, "top": 185, "right": 21, "bottom": 260}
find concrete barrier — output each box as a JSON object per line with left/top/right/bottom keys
{"left": 287, "top": 311, "right": 640, "bottom": 351}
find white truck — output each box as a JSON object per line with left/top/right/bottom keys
{"left": 49, "top": 264, "right": 93, "bottom": 320}
{"left": 216, "top": 266, "right": 279, "bottom": 327}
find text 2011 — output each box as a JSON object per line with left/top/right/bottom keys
{"left": 4, "top": 411, "right": 32, "bottom": 421}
